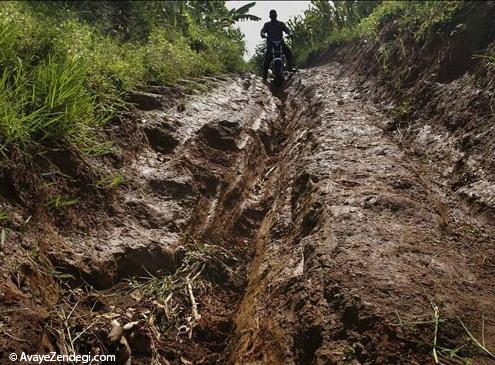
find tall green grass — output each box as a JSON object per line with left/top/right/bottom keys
{"left": 358, "top": 0, "right": 463, "bottom": 40}
{"left": 0, "top": 1, "right": 246, "bottom": 153}
{"left": 0, "top": 56, "right": 102, "bottom": 151}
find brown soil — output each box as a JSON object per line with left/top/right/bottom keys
{"left": 306, "top": 1, "right": 495, "bottom": 228}
{"left": 1, "top": 47, "right": 495, "bottom": 365}
{"left": 229, "top": 66, "right": 495, "bottom": 365}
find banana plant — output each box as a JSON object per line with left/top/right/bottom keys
{"left": 187, "top": 1, "right": 260, "bottom": 28}
{"left": 227, "top": 2, "right": 261, "bottom": 23}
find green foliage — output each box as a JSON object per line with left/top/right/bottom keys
{"left": 359, "top": 1, "right": 463, "bottom": 40}
{"left": 248, "top": 42, "right": 267, "bottom": 76}
{"left": 389, "top": 100, "right": 413, "bottom": 122}
{"left": 0, "top": 1, "right": 249, "bottom": 153}
{"left": 289, "top": 0, "right": 466, "bottom": 65}
{"left": 97, "top": 174, "right": 126, "bottom": 189}
{"left": 188, "top": 1, "right": 260, "bottom": 27}
{"left": 474, "top": 52, "right": 495, "bottom": 69}
{"left": 287, "top": 1, "right": 379, "bottom": 65}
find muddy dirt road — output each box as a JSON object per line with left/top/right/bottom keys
{"left": 1, "top": 64, "right": 494, "bottom": 364}
{"left": 229, "top": 66, "right": 495, "bottom": 364}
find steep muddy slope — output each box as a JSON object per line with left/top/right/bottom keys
{"left": 1, "top": 65, "right": 494, "bottom": 365}
{"left": 51, "top": 77, "right": 279, "bottom": 290}
{"left": 0, "top": 75, "right": 281, "bottom": 364}
{"left": 229, "top": 65, "right": 495, "bottom": 365}
{"left": 308, "top": 1, "right": 495, "bottom": 225}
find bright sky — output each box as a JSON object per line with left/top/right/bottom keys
{"left": 226, "top": 1, "right": 311, "bottom": 59}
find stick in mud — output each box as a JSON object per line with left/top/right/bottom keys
{"left": 186, "top": 277, "right": 201, "bottom": 339}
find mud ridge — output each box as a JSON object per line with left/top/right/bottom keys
{"left": 0, "top": 75, "right": 282, "bottom": 364}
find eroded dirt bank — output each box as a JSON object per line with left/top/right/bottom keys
{"left": 0, "top": 75, "right": 281, "bottom": 363}
{"left": 307, "top": 1, "right": 495, "bottom": 227}
{"left": 1, "top": 65, "right": 494, "bottom": 365}
{"left": 228, "top": 66, "right": 495, "bottom": 364}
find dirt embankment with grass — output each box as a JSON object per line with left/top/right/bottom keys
{"left": 306, "top": 1, "right": 495, "bottom": 225}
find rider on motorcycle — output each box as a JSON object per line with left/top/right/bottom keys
{"left": 260, "top": 9, "right": 295, "bottom": 82}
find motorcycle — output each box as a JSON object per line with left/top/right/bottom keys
{"left": 263, "top": 36, "right": 287, "bottom": 87}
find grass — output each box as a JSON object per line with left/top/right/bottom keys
{"left": 127, "top": 242, "right": 243, "bottom": 300}
{"left": 47, "top": 196, "right": 79, "bottom": 209}
{"left": 388, "top": 100, "right": 413, "bottom": 121}
{"left": 0, "top": 55, "right": 104, "bottom": 151}
{"left": 457, "top": 315, "right": 495, "bottom": 360}
{"left": 128, "top": 272, "right": 178, "bottom": 302}
{"left": 96, "top": 174, "right": 125, "bottom": 189}
{"left": 0, "top": 1, "right": 246, "bottom": 155}
{"left": 394, "top": 296, "right": 495, "bottom": 364}
{"left": 126, "top": 241, "right": 244, "bottom": 339}
{"left": 473, "top": 52, "right": 495, "bottom": 69}
{"left": 357, "top": 1, "right": 463, "bottom": 40}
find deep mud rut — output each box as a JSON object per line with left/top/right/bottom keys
{"left": 1, "top": 65, "right": 495, "bottom": 365}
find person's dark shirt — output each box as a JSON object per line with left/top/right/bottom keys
{"left": 261, "top": 20, "right": 290, "bottom": 41}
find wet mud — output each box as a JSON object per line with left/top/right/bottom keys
{"left": 1, "top": 67, "right": 494, "bottom": 364}
{"left": 229, "top": 65, "right": 495, "bottom": 365}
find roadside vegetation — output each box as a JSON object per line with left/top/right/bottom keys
{"left": 248, "top": 0, "right": 476, "bottom": 70}
{"left": 0, "top": 1, "right": 257, "bottom": 154}
{"left": 287, "top": 1, "right": 468, "bottom": 65}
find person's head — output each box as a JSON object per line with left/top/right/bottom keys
{"left": 269, "top": 10, "right": 277, "bottom": 21}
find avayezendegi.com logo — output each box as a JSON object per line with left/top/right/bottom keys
{"left": 8, "top": 352, "right": 115, "bottom": 363}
